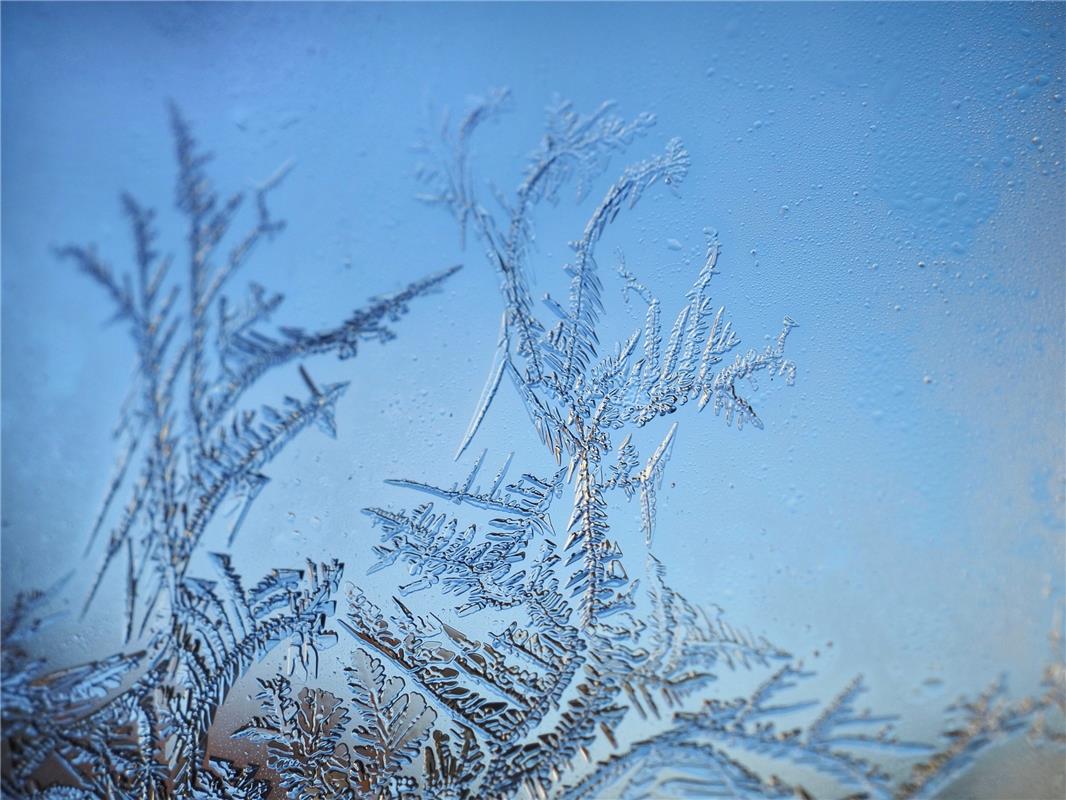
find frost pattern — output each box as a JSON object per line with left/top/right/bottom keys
{"left": 56, "top": 107, "right": 458, "bottom": 637}
{"left": 1, "top": 107, "right": 455, "bottom": 798}
{"left": 347, "top": 90, "right": 1060, "bottom": 799}
{"left": 2, "top": 95, "right": 1062, "bottom": 799}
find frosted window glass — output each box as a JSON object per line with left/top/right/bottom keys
{"left": 2, "top": 4, "right": 1063, "bottom": 799}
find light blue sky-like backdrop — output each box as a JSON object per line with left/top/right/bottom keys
{"left": 3, "top": 3, "right": 1064, "bottom": 796}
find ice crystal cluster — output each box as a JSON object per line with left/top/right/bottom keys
{"left": 1, "top": 95, "right": 1061, "bottom": 799}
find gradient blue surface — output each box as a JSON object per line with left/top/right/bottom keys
{"left": 3, "top": 2, "right": 1064, "bottom": 796}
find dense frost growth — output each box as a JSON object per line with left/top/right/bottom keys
{"left": 1, "top": 107, "right": 456, "bottom": 798}
{"left": 1, "top": 96, "right": 1061, "bottom": 799}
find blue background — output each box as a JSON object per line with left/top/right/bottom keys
{"left": 3, "top": 3, "right": 1063, "bottom": 796}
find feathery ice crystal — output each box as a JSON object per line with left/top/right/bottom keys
{"left": 1, "top": 95, "right": 1061, "bottom": 800}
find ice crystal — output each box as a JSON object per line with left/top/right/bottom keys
{"left": 1, "top": 106, "right": 455, "bottom": 797}
{"left": 3, "top": 554, "right": 342, "bottom": 797}
{"left": 55, "top": 106, "right": 458, "bottom": 644}
{"left": 3, "top": 94, "right": 1061, "bottom": 800}
{"left": 332, "top": 89, "right": 1060, "bottom": 800}
{"left": 235, "top": 647, "right": 440, "bottom": 799}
